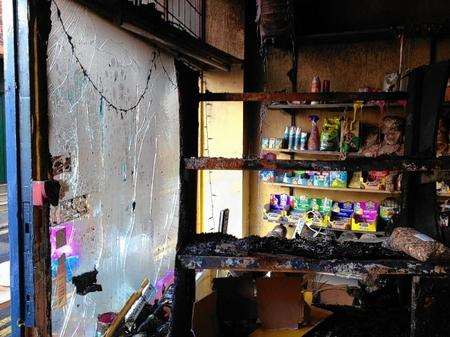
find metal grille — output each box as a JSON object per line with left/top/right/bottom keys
{"left": 129, "top": 0, "right": 203, "bottom": 39}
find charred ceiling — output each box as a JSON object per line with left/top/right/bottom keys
{"left": 256, "top": 0, "right": 450, "bottom": 47}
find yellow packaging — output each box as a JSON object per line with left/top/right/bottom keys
{"left": 351, "top": 218, "right": 377, "bottom": 232}
{"left": 305, "top": 215, "right": 330, "bottom": 228}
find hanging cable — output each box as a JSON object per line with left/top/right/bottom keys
{"left": 52, "top": 0, "right": 169, "bottom": 116}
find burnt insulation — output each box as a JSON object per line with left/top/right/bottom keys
{"left": 182, "top": 233, "right": 406, "bottom": 260}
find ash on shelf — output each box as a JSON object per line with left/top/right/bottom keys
{"left": 182, "top": 233, "right": 405, "bottom": 260}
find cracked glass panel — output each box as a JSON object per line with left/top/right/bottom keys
{"left": 47, "top": 1, "right": 179, "bottom": 335}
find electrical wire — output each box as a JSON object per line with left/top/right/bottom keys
{"left": 204, "top": 102, "right": 217, "bottom": 232}
{"left": 52, "top": 0, "right": 162, "bottom": 116}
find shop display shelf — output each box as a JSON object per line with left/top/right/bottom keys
{"left": 262, "top": 148, "right": 344, "bottom": 160}
{"left": 262, "top": 217, "right": 387, "bottom": 236}
{"left": 438, "top": 191, "right": 450, "bottom": 199}
{"left": 184, "top": 157, "right": 450, "bottom": 172}
{"left": 308, "top": 224, "right": 386, "bottom": 236}
{"left": 265, "top": 182, "right": 401, "bottom": 196}
{"left": 178, "top": 253, "right": 450, "bottom": 278}
{"left": 198, "top": 91, "right": 408, "bottom": 103}
{"left": 269, "top": 102, "right": 405, "bottom": 111}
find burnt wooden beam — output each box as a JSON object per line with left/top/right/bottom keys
{"left": 31, "top": 0, "right": 53, "bottom": 335}
{"left": 199, "top": 91, "right": 408, "bottom": 102}
{"left": 297, "top": 28, "right": 399, "bottom": 45}
{"left": 183, "top": 156, "right": 450, "bottom": 172}
{"left": 178, "top": 254, "right": 450, "bottom": 279}
{"left": 243, "top": 0, "right": 265, "bottom": 156}
{"left": 402, "top": 61, "right": 450, "bottom": 241}
{"left": 171, "top": 62, "right": 199, "bottom": 337}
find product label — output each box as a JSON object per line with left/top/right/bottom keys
{"left": 414, "top": 233, "right": 435, "bottom": 242}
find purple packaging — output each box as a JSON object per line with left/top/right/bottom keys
{"left": 270, "top": 194, "right": 291, "bottom": 213}
{"left": 331, "top": 202, "right": 354, "bottom": 221}
{"left": 354, "top": 201, "right": 379, "bottom": 223}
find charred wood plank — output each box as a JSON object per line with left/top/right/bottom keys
{"left": 198, "top": 91, "right": 408, "bottom": 102}
{"left": 402, "top": 61, "right": 450, "bottom": 241}
{"left": 410, "top": 276, "right": 450, "bottom": 337}
{"left": 171, "top": 62, "right": 199, "bottom": 337}
{"left": 178, "top": 254, "right": 450, "bottom": 279}
{"left": 184, "top": 156, "right": 450, "bottom": 172}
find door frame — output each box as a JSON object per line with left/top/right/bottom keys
{"left": 3, "top": 1, "right": 52, "bottom": 336}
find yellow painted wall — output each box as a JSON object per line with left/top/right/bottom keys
{"left": 196, "top": 0, "right": 245, "bottom": 301}
{"left": 200, "top": 65, "right": 246, "bottom": 236}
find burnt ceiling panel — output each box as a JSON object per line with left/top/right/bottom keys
{"left": 295, "top": 0, "right": 450, "bottom": 37}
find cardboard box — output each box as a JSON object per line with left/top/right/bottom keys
{"left": 319, "top": 287, "right": 354, "bottom": 306}
{"left": 256, "top": 277, "right": 305, "bottom": 330}
{"left": 193, "top": 292, "right": 219, "bottom": 337}
{"left": 250, "top": 306, "right": 332, "bottom": 337}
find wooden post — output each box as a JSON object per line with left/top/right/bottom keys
{"left": 171, "top": 61, "right": 199, "bottom": 337}
{"left": 411, "top": 276, "right": 450, "bottom": 337}
{"left": 402, "top": 61, "right": 450, "bottom": 240}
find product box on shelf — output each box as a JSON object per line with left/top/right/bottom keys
{"left": 292, "top": 171, "right": 314, "bottom": 186}
{"left": 351, "top": 201, "right": 379, "bottom": 232}
{"left": 270, "top": 194, "right": 291, "bottom": 213}
{"left": 313, "top": 172, "right": 330, "bottom": 187}
{"left": 331, "top": 202, "right": 354, "bottom": 230}
{"left": 329, "top": 171, "right": 348, "bottom": 188}
{"left": 260, "top": 170, "right": 276, "bottom": 183}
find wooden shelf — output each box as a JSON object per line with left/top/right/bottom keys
{"left": 438, "top": 192, "right": 450, "bottom": 199}
{"left": 262, "top": 149, "right": 343, "bottom": 160}
{"left": 263, "top": 217, "right": 387, "bottom": 235}
{"left": 184, "top": 157, "right": 450, "bottom": 172}
{"left": 269, "top": 102, "right": 405, "bottom": 110}
{"left": 308, "top": 224, "right": 386, "bottom": 236}
{"left": 178, "top": 253, "right": 450, "bottom": 278}
{"left": 198, "top": 91, "right": 408, "bottom": 102}
{"left": 265, "top": 182, "right": 401, "bottom": 196}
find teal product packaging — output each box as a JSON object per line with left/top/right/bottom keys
{"left": 291, "top": 195, "right": 311, "bottom": 213}
{"left": 330, "top": 171, "right": 348, "bottom": 188}
{"left": 313, "top": 172, "right": 330, "bottom": 187}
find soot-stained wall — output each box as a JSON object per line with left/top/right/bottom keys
{"left": 47, "top": 0, "right": 180, "bottom": 335}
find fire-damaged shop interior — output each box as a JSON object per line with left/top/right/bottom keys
{"left": 4, "top": 0, "right": 450, "bottom": 336}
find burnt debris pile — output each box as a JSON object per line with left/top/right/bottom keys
{"left": 182, "top": 233, "right": 405, "bottom": 260}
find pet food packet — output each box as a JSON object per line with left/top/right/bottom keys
{"left": 319, "top": 198, "right": 333, "bottom": 216}
{"left": 331, "top": 202, "right": 354, "bottom": 222}
{"left": 320, "top": 117, "right": 341, "bottom": 151}
{"left": 313, "top": 172, "right": 330, "bottom": 187}
{"left": 291, "top": 195, "right": 311, "bottom": 213}
{"left": 260, "top": 170, "right": 275, "bottom": 182}
{"left": 330, "top": 171, "right": 348, "bottom": 188}
{"left": 387, "top": 227, "right": 450, "bottom": 262}
{"left": 353, "top": 201, "right": 379, "bottom": 224}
